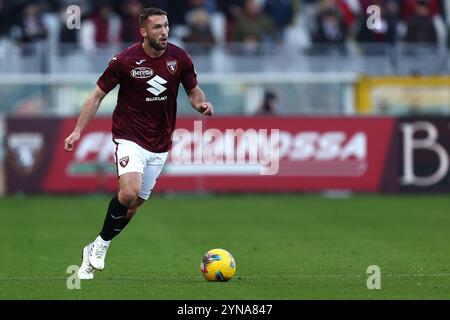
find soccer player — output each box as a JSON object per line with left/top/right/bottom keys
{"left": 64, "top": 7, "right": 213, "bottom": 280}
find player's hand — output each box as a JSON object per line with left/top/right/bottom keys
{"left": 64, "top": 131, "right": 81, "bottom": 152}
{"left": 197, "top": 102, "right": 214, "bottom": 116}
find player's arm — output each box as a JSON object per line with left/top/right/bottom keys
{"left": 186, "top": 85, "right": 214, "bottom": 116}
{"left": 64, "top": 85, "right": 107, "bottom": 151}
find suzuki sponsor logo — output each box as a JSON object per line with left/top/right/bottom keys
{"left": 130, "top": 67, "right": 153, "bottom": 78}
{"left": 147, "top": 75, "right": 167, "bottom": 96}
{"left": 400, "top": 121, "right": 449, "bottom": 186}
{"left": 146, "top": 96, "right": 168, "bottom": 102}
{"left": 7, "top": 133, "right": 44, "bottom": 175}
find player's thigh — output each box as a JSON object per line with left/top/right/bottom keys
{"left": 139, "top": 152, "right": 168, "bottom": 200}
{"left": 119, "top": 172, "right": 143, "bottom": 196}
{"left": 115, "top": 139, "right": 146, "bottom": 196}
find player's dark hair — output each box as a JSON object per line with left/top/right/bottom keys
{"left": 139, "top": 7, "right": 167, "bottom": 27}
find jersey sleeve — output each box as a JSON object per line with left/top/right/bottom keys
{"left": 181, "top": 54, "right": 198, "bottom": 91}
{"left": 97, "top": 56, "right": 123, "bottom": 93}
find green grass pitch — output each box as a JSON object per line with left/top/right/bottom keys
{"left": 0, "top": 194, "right": 449, "bottom": 299}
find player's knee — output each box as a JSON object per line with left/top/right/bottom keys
{"left": 118, "top": 188, "right": 139, "bottom": 207}
{"left": 126, "top": 207, "right": 138, "bottom": 219}
{"left": 125, "top": 197, "right": 145, "bottom": 219}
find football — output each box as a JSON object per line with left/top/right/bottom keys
{"left": 200, "top": 248, "right": 236, "bottom": 281}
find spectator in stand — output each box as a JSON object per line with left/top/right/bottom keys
{"left": 120, "top": 0, "right": 144, "bottom": 44}
{"left": 12, "top": 2, "right": 48, "bottom": 56}
{"left": 401, "top": 0, "right": 441, "bottom": 21}
{"left": 356, "top": 0, "right": 400, "bottom": 54}
{"left": 317, "top": 0, "right": 356, "bottom": 31}
{"left": 80, "top": 1, "right": 121, "bottom": 51}
{"left": 311, "top": 6, "right": 347, "bottom": 54}
{"left": 167, "top": 0, "right": 189, "bottom": 26}
{"left": 106, "top": 0, "right": 165, "bottom": 15}
{"left": 183, "top": 7, "right": 216, "bottom": 54}
{"left": 231, "top": 0, "right": 278, "bottom": 54}
{"left": 264, "top": 0, "right": 295, "bottom": 38}
{"left": 405, "top": 0, "right": 438, "bottom": 44}
{"left": 182, "top": 0, "right": 219, "bottom": 22}
{"left": 0, "top": 0, "right": 16, "bottom": 39}
{"left": 216, "top": 0, "right": 245, "bottom": 42}
{"left": 184, "top": 0, "right": 216, "bottom": 12}
{"left": 255, "top": 89, "right": 279, "bottom": 115}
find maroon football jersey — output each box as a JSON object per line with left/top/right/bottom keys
{"left": 97, "top": 42, "right": 198, "bottom": 152}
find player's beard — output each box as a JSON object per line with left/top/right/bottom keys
{"left": 147, "top": 37, "right": 166, "bottom": 51}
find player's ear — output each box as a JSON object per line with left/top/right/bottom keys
{"left": 139, "top": 27, "right": 147, "bottom": 38}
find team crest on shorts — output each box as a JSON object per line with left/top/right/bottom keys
{"left": 166, "top": 60, "right": 177, "bottom": 74}
{"left": 119, "top": 156, "right": 129, "bottom": 168}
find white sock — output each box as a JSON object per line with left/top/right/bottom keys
{"left": 95, "top": 235, "right": 110, "bottom": 246}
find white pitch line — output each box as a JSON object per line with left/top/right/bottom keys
{"left": 1, "top": 273, "right": 450, "bottom": 281}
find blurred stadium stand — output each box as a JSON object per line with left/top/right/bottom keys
{"left": 1, "top": 0, "right": 450, "bottom": 194}
{"left": 0, "top": 0, "right": 448, "bottom": 115}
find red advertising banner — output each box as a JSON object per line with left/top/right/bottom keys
{"left": 6, "top": 117, "right": 396, "bottom": 193}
